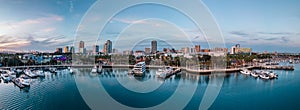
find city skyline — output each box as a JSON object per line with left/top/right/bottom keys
{"left": 0, "top": 0, "right": 299, "bottom": 53}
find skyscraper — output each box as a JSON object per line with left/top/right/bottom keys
{"left": 63, "top": 46, "right": 69, "bottom": 53}
{"left": 151, "top": 40, "right": 157, "bottom": 54}
{"left": 103, "top": 40, "right": 112, "bottom": 54}
{"left": 93, "top": 45, "right": 99, "bottom": 54}
{"left": 145, "top": 48, "right": 151, "bottom": 54}
{"left": 55, "top": 48, "right": 62, "bottom": 53}
{"left": 70, "top": 46, "right": 75, "bottom": 53}
{"left": 79, "top": 41, "right": 85, "bottom": 54}
{"left": 195, "top": 45, "right": 201, "bottom": 53}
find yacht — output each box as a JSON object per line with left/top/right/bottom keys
{"left": 240, "top": 69, "right": 251, "bottom": 75}
{"left": 49, "top": 67, "right": 58, "bottom": 73}
{"left": 251, "top": 71, "right": 259, "bottom": 78}
{"left": 1, "top": 72, "right": 11, "bottom": 82}
{"left": 24, "top": 69, "right": 38, "bottom": 78}
{"left": 16, "top": 69, "right": 23, "bottom": 74}
{"left": 68, "top": 67, "right": 74, "bottom": 74}
{"left": 34, "top": 69, "right": 45, "bottom": 77}
{"left": 156, "top": 66, "right": 173, "bottom": 78}
{"left": 129, "top": 62, "right": 146, "bottom": 77}
{"left": 12, "top": 78, "right": 25, "bottom": 88}
{"left": 18, "top": 75, "right": 31, "bottom": 86}
{"left": 259, "top": 73, "right": 269, "bottom": 79}
{"left": 91, "top": 66, "right": 98, "bottom": 73}
{"left": 8, "top": 70, "right": 17, "bottom": 79}
{"left": 266, "top": 71, "right": 278, "bottom": 79}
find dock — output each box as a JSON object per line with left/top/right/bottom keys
{"left": 253, "top": 65, "right": 294, "bottom": 70}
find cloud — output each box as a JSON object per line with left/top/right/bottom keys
{"left": 0, "top": 34, "right": 72, "bottom": 52}
{"left": 229, "top": 31, "right": 250, "bottom": 37}
{"left": 0, "top": 14, "right": 63, "bottom": 34}
{"left": 193, "top": 35, "right": 200, "bottom": 39}
{"left": 41, "top": 27, "right": 56, "bottom": 33}
{"left": 264, "top": 37, "right": 278, "bottom": 41}
{"left": 257, "top": 32, "right": 293, "bottom": 35}
{"left": 281, "top": 36, "right": 289, "bottom": 42}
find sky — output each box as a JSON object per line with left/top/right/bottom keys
{"left": 0, "top": 0, "right": 299, "bottom": 53}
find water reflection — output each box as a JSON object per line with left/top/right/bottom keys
{"left": 0, "top": 66, "right": 298, "bottom": 109}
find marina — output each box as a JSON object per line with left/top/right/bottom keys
{"left": 0, "top": 64, "right": 299, "bottom": 109}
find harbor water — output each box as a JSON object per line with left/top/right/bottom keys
{"left": 0, "top": 64, "right": 299, "bottom": 110}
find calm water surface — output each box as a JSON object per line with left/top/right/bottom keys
{"left": 0, "top": 64, "right": 299, "bottom": 110}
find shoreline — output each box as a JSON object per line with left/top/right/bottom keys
{"left": 0, "top": 64, "right": 294, "bottom": 74}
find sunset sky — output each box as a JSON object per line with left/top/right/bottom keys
{"left": 0, "top": 0, "right": 299, "bottom": 53}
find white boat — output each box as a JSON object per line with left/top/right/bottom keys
{"left": 259, "top": 73, "right": 269, "bottom": 79}
{"left": 129, "top": 62, "right": 146, "bottom": 77}
{"left": 34, "top": 70, "right": 45, "bottom": 77}
{"left": 266, "top": 71, "right": 278, "bottom": 79}
{"left": 49, "top": 67, "right": 58, "bottom": 73}
{"left": 24, "top": 69, "right": 38, "bottom": 78}
{"left": 91, "top": 65, "right": 103, "bottom": 73}
{"left": 1, "top": 72, "right": 11, "bottom": 82}
{"left": 156, "top": 66, "right": 173, "bottom": 78}
{"left": 68, "top": 67, "right": 74, "bottom": 74}
{"left": 18, "top": 75, "right": 31, "bottom": 86}
{"left": 251, "top": 71, "right": 259, "bottom": 77}
{"left": 16, "top": 69, "right": 23, "bottom": 74}
{"left": 8, "top": 70, "right": 17, "bottom": 79}
{"left": 97, "top": 66, "right": 103, "bottom": 73}
{"left": 240, "top": 69, "right": 251, "bottom": 75}
{"left": 91, "top": 66, "right": 98, "bottom": 73}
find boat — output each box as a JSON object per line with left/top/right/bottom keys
{"left": 251, "top": 71, "right": 259, "bottom": 78}
{"left": 34, "top": 69, "right": 45, "bottom": 77}
{"left": 16, "top": 69, "right": 23, "bottom": 74}
{"left": 91, "top": 65, "right": 102, "bottom": 73}
{"left": 24, "top": 69, "right": 38, "bottom": 78}
{"left": 266, "top": 71, "right": 278, "bottom": 79}
{"left": 91, "top": 66, "right": 98, "bottom": 73}
{"left": 97, "top": 66, "right": 103, "bottom": 73}
{"left": 68, "top": 67, "right": 74, "bottom": 74}
{"left": 259, "top": 73, "right": 269, "bottom": 79}
{"left": 129, "top": 62, "right": 146, "bottom": 77}
{"left": 240, "top": 69, "right": 251, "bottom": 75}
{"left": 18, "top": 75, "right": 31, "bottom": 86}
{"left": 12, "top": 78, "right": 25, "bottom": 88}
{"left": 8, "top": 70, "right": 17, "bottom": 79}
{"left": 49, "top": 67, "right": 58, "bottom": 73}
{"left": 156, "top": 66, "right": 173, "bottom": 78}
{"left": 1, "top": 72, "right": 11, "bottom": 82}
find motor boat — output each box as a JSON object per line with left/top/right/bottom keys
{"left": 16, "top": 69, "right": 23, "bottom": 74}
{"left": 34, "top": 69, "right": 45, "bottom": 77}
{"left": 18, "top": 75, "right": 31, "bottom": 86}
{"left": 129, "top": 62, "right": 146, "bottom": 77}
{"left": 8, "top": 70, "right": 17, "bottom": 79}
{"left": 251, "top": 71, "right": 259, "bottom": 78}
{"left": 91, "top": 66, "right": 98, "bottom": 73}
{"left": 240, "top": 69, "right": 251, "bottom": 75}
{"left": 1, "top": 72, "right": 11, "bottom": 82}
{"left": 49, "top": 67, "right": 58, "bottom": 73}
{"left": 156, "top": 66, "right": 173, "bottom": 78}
{"left": 24, "top": 69, "right": 38, "bottom": 78}
{"left": 259, "top": 73, "right": 269, "bottom": 79}
{"left": 266, "top": 71, "right": 278, "bottom": 79}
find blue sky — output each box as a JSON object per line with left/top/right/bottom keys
{"left": 0, "top": 0, "right": 299, "bottom": 53}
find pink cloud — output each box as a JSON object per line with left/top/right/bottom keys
{"left": 41, "top": 27, "right": 56, "bottom": 33}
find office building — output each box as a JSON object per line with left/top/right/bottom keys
{"left": 151, "top": 40, "right": 157, "bottom": 54}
